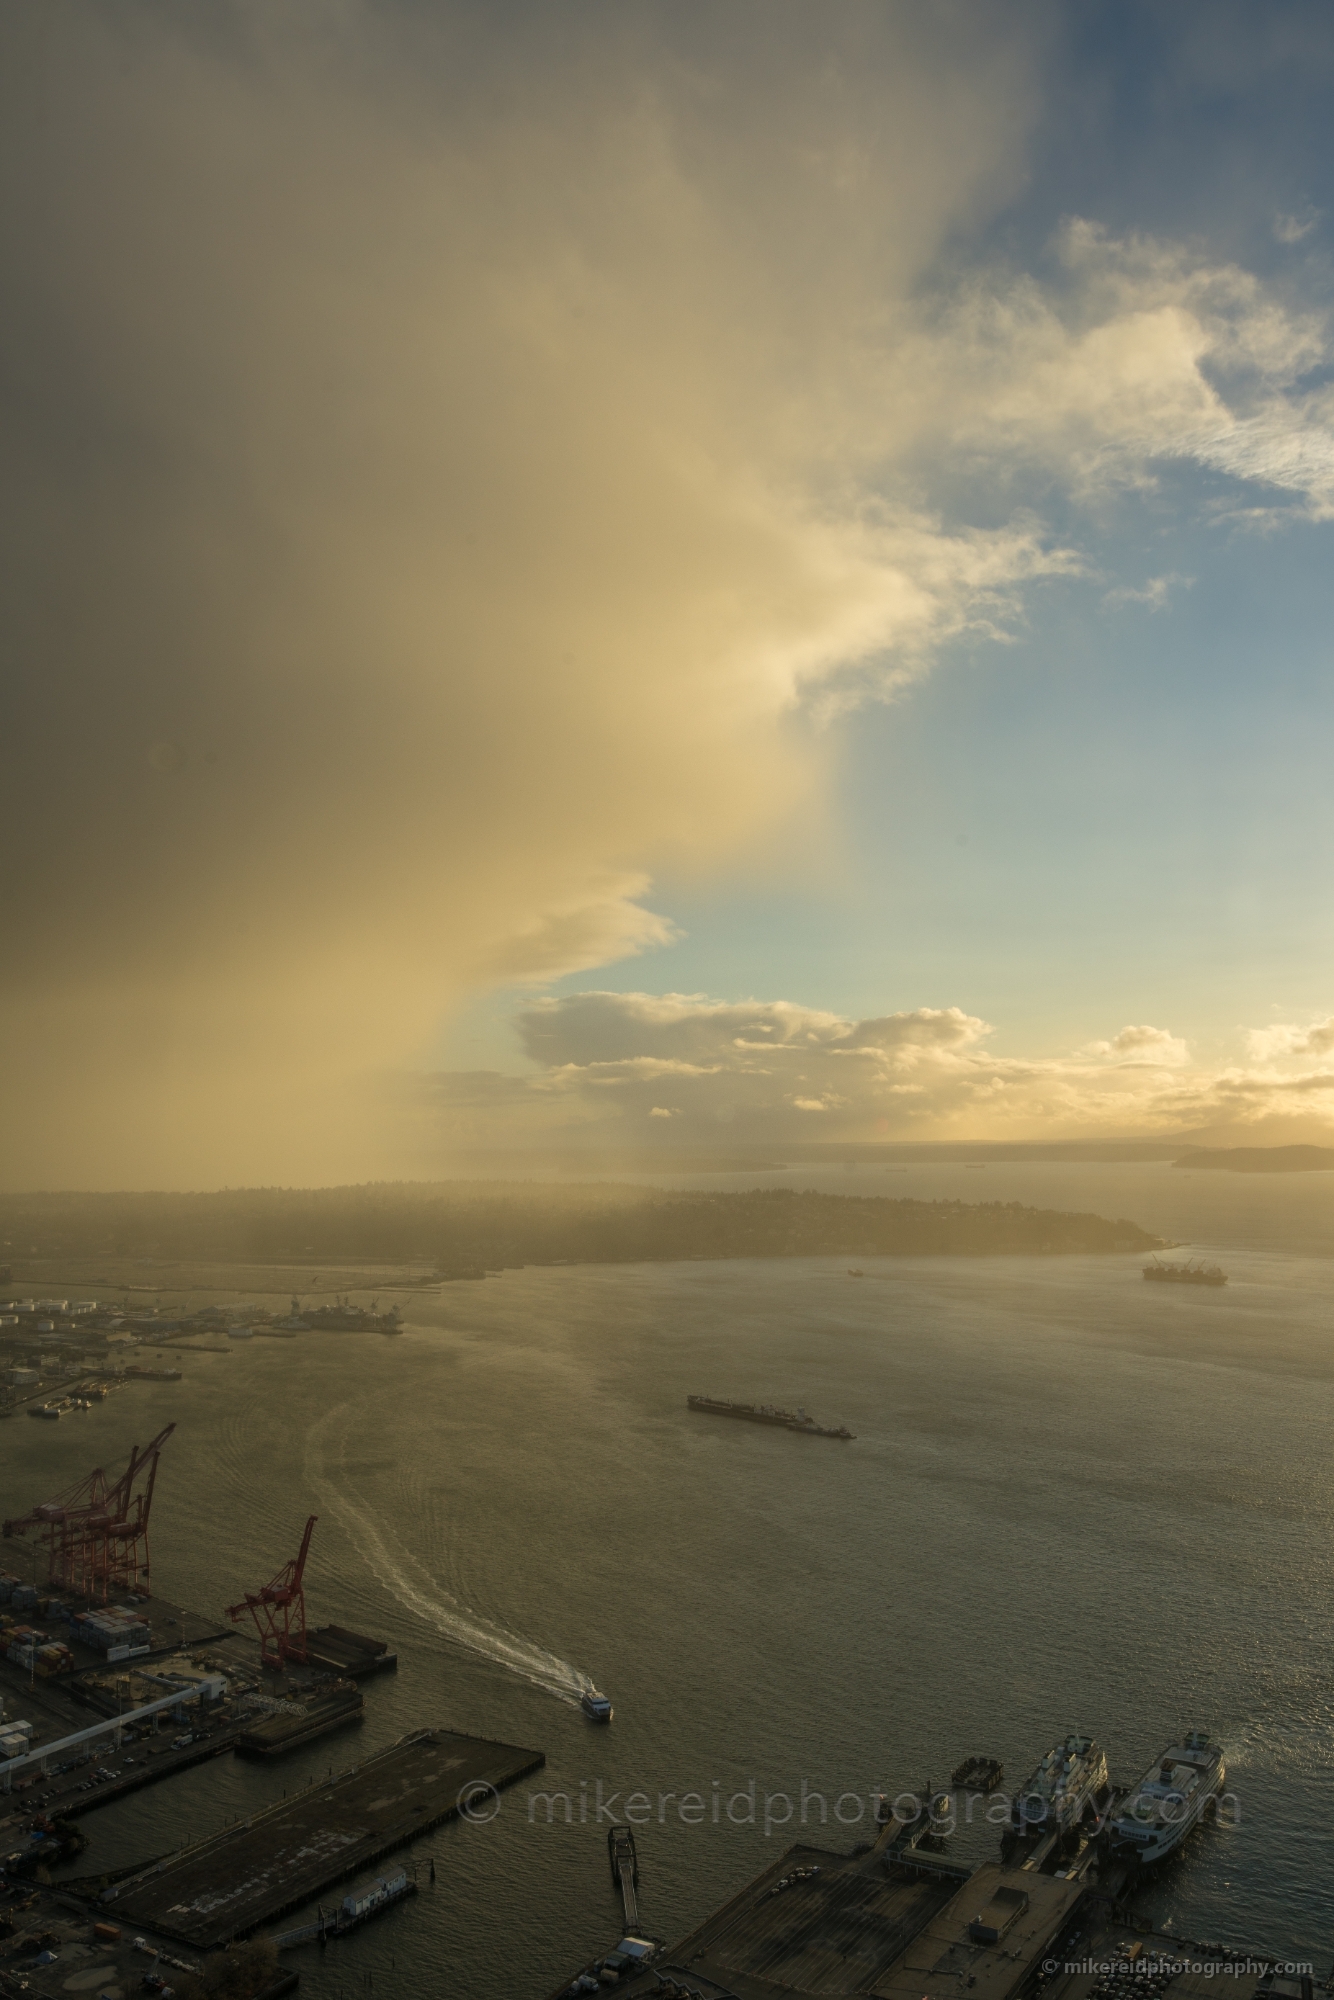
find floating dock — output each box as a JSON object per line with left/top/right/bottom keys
{"left": 95, "top": 1726, "right": 543, "bottom": 1948}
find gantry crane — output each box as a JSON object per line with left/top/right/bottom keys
{"left": 2, "top": 1424, "right": 176, "bottom": 1601}
{"left": 228, "top": 1514, "right": 317, "bottom": 1667}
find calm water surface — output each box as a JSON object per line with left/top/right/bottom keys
{"left": 9, "top": 1162, "right": 1333, "bottom": 1994}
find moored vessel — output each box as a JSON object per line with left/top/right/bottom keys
{"left": 1110, "top": 1728, "right": 1225, "bottom": 1861}
{"left": 1010, "top": 1732, "right": 1109, "bottom": 1834}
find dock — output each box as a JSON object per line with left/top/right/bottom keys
{"left": 92, "top": 1726, "right": 543, "bottom": 1948}
{"left": 553, "top": 1826, "right": 1332, "bottom": 2000}
{"left": 233, "top": 1681, "right": 365, "bottom": 1757}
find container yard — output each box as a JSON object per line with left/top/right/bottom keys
{"left": 0, "top": 1420, "right": 544, "bottom": 1999}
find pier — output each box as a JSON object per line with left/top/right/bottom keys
{"left": 92, "top": 1726, "right": 543, "bottom": 1948}
{"left": 553, "top": 1836, "right": 1329, "bottom": 2000}
{"left": 609, "top": 1824, "right": 640, "bottom": 1928}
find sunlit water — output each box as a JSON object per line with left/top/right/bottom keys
{"left": 9, "top": 1161, "right": 1333, "bottom": 1996}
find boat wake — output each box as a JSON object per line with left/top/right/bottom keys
{"left": 305, "top": 1407, "right": 592, "bottom": 1706}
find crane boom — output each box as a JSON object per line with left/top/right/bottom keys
{"left": 2, "top": 1425, "right": 176, "bottom": 1601}
{"left": 228, "top": 1515, "right": 318, "bottom": 1667}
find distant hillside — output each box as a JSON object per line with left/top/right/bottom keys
{"left": 1173, "top": 1146, "right": 1334, "bottom": 1174}
{"left": 0, "top": 1182, "right": 1164, "bottom": 1267}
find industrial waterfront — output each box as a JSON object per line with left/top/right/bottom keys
{"left": 0, "top": 1159, "right": 1331, "bottom": 1996}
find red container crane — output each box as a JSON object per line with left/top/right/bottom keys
{"left": 2, "top": 1424, "right": 176, "bottom": 1601}
{"left": 228, "top": 1514, "right": 317, "bottom": 1667}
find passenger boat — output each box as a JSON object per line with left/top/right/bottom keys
{"left": 1010, "top": 1733, "right": 1109, "bottom": 1834}
{"left": 1110, "top": 1729, "right": 1225, "bottom": 1861}
{"left": 581, "top": 1688, "right": 613, "bottom": 1723}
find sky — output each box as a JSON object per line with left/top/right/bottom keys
{"left": 3, "top": 0, "right": 1334, "bottom": 1186}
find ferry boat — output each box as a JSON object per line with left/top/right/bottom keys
{"left": 1010, "top": 1733, "right": 1109, "bottom": 1835}
{"left": 1110, "top": 1729, "right": 1225, "bottom": 1861}
{"left": 581, "top": 1689, "right": 613, "bottom": 1723}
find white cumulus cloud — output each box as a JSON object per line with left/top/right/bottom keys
{"left": 413, "top": 993, "right": 1334, "bottom": 1155}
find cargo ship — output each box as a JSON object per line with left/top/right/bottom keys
{"left": 1110, "top": 1729, "right": 1225, "bottom": 1861}
{"left": 1010, "top": 1733, "right": 1110, "bottom": 1835}
{"left": 1143, "top": 1258, "right": 1227, "bottom": 1286}
{"left": 687, "top": 1395, "right": 854, "bottom": 1439}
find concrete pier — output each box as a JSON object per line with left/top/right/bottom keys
{"left": 93, "top": 1726, "right": 542, "bottom": 1949}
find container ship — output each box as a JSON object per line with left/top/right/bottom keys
{"left": 687, "top": 1395, "right": 853, "bottom": 1440}
{"left": 1143, "top": 1259, "right": 1228, "bottom": 1287}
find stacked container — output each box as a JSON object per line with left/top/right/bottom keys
{"left": 72, "top": 1605, "right": 152, "bottom": 1655}
{"left": 5, "top": 1626, "right": 47, "bottom": 1669}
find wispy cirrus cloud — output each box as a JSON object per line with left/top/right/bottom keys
{"left": 1101, "top": 572, "right": 1194, "bottom": 612}
{"left": 1274, "top": 209, "right": 1321, "bottom": 245}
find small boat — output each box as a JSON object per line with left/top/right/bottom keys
{"left": 29, "top": 1403, "right": 62, "bottom": 1420}
{"left": 847, "top": 1268, "right": 864, "bottom": 1277}
{"left": 581, "top": 1689, "right": 613, "bottom": 1723}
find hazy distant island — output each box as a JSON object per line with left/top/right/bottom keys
{"left": 1173, "top": 1145, "right": 1334, "bottom": 1174}
{"left": 0, "top": 1182, "right": 1165, "bottom": 1275}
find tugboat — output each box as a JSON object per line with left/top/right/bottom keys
{"left": 1110, "top": 1729, "right": 1225, "bottom": 1861}
{"left": 581, "top": 1688, "right": 613, "bottom": 1723}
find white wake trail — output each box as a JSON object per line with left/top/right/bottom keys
{"left": 306, "top": 1407, "right": 592, "bottom": 1706}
